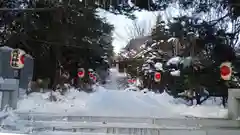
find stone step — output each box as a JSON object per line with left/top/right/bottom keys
{"left": 3, "top": 120, "right": 240, "bottom": 132}
{"left": 34, "top": 130, "right": 240, "bottom": 135}
{"left": 2, "top": 112, "right": 240, "bottom": 135}
{"left": 2, "top": 128, "right": 240, "bottom": 135}
{"left": 2, "top": 119, "right": 219, "bottom": 135}
{"left": 15, "top": 112, "right": 240, "bottom": 128}
{"left": 2, "top": 120, "right": 200, "bottom": 132}
{"left": 32, "top": 132, "right": 129, "bottom": 135}
{"left": 16, "top": 112, "right": 154, "bottom": 124}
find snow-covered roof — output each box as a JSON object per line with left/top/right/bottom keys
{"left": 125, "top": 36, "right": 152, "bottom": 52}
{"left": 166, "top": 56, "right": 182, "bottom": 66}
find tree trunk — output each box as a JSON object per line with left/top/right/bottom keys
{"left": 49, "top": 46, "right": 58, "bottom": 89}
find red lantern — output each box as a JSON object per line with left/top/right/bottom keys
{"left": 128, "top": 79, "right": 133, "bottom": 83}
{"left": 220, "top": 62, "right": 232, "bottom": 80}
{"left": 127, "top": 79, "right": 136, "bottom": 83}
{"left": 89, "top": 72, "right": 97, "bottom": 82}
{"left": 92, "top": 76, "right": 97, "bottom": 81}
{"left": 20, "top": 55, "right": 24, "bottom": 64}
{"left": 77, "top": 68, "right": 85, "bottom": 78}
{"left": 89, "top": 73, "right": 94, "bottom": 78}
{"left": 78, "top": 71, "right": 84, "bottom": 76}
{"left": 220, "top": 65, "right": 230, "bottom": 76}
{"left": 154, "top": 72, "right": 161, "bottom": 82}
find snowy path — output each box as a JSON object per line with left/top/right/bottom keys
{"left": 15, "top": 89, "right": 228, "bottom": 118}
{"left": 103, "top": 68, "right": 127, "bottom": 90}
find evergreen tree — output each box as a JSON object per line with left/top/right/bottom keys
{"left": 0, "top": 0, "right": 114, "bottom": 88}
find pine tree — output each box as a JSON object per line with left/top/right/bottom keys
{"left": 0, "top": 0, "right": 114, "bottom": 88}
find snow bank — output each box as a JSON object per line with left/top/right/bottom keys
{"left": 16, "top": 87, "right": 228, "bottom": 118}
{"left": 17, "top": 89, "right": 89, "bottom": 114}
{"left": 170, "top": 70, "right": 180, "bottom": 76}
{"left": 14, "top": 68, "right": 228, "bottom": 119}
{"left": 176, "top": 105, "right": 228, "bottom": 118}
{"left": 154, "top": 62, "right": 163, "bottom": 70}
{"left": 166, "top": 57, "right": 182, "bottom": 66}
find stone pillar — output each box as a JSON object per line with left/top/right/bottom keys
{"left": 0, "top": 79, "right": 19, "bottom": 110}
{"left": 228, "top": 89, "right": 240, "bottom": 120}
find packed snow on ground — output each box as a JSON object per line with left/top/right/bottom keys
{"left": 12, "top": 68, "right": 228, "bottom": 118}
{"left": 103, "top": 68, "right": 127, "bottom": 90}
{"left": 0, "top": 68, "right": 228, "bottom": 119}
{"left": 15, "top": 86, "right": 228, "bottom": 119}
